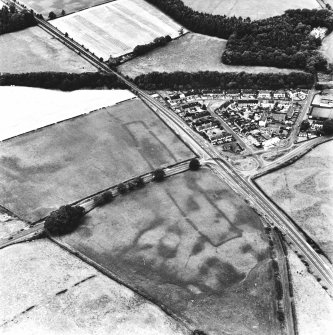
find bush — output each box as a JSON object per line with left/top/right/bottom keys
{"left": 134, "top": 176, "right": 145, "bottom": 188}
{"left": 153, "top": 168, "right": 166, "bottom": 182}
{"left": 277, "top": 310, "right": 285, "bottom": 322}
{"left": 189, "top": 158, "right": 201, "bottom": 171}
{"left": 127, "top": 181, "right": 136, "bottom": 191}
{"left": 192, "top": 331, "right": 208, "bottom": 335}
{"left": 93, "top": 191, "right": 113, "bottom": 207}
{"left": 117, "top": 183, "right": 128, "bottom": 194}
{"left": 44, "top": 205, "right": 85, "bottom": 235}
{"left": 275, "top": 279, "right": 283, "bottom": 300}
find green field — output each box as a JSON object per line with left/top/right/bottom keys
{"left": 257, "top": 140, "right": 333, "bottom": 262}
{"left": 182, "top": 0, "right": 319, "bottom": 20}
{"left": 57, "top": 169, "right": 280, "bottom": 335}
{"left": 119, "top": 33, "right": 302, "bottom": 78}
{"left": 0, "top": 99, "right": 192, "bottom": 222}
{"left": 0, "top": 26, "right": 96, "bottom": 73}
{"left": 20, "top": 0, "right": 111, "bottom": 17}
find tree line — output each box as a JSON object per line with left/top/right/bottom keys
{"left": 223, "top": 9, "right": 333, "bottom": 72}
{"left": 133, "top": 71, "right": 314, "bottom": 90}
{"left": 0, "top": 4, "right": 36, "bottom": 35}
{"left": 133, "top": 35, "right": 172, "bottom": 56}
{"left": 0, "top": 72, "right": 127, "bottom": 91}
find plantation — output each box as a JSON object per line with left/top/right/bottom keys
{"left": 119, "top": 33, "right": 300, "bottom": 78}
{"left": 0, "top": 98, "right": 192, "bottom": 222}
{"left": 51, "top": 0, "right": 183, "bottom": 59}
{"left": 57, "top": 169, "right": 280, "bottom": 335}
{"left": 0, "top": 26, "right": 96, "bottom": 73}
{"left": 182, "top": 0, "right": 319, "bottom": 20}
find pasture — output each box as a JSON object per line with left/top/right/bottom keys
{"left": 19, "top": 0, "right": 111, "bottom": 17}
{"left": 0, "top": 240, "right": 186, "bottom": 335}
{"left": 257, "top": 140, "right": 333, "bottom": 262}
{"left": 119, "top": 33, "right": 302, "bottom": 78}
{"left": 57, "top": 169, "right": 280, "bottom": 335}
{"left": 51, "top": 0, "right": 183, "bottom": 59}
{"left": 0, "top": 26, "right": 96, "bottom": 73}
{"left": 182, "top": 0, "right": 319, "bottom": 20}
{"left": 0, "top": 99, "right": 192, "bottom": 222}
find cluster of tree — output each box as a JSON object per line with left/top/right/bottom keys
{"left": 145, "top": 0, "right": 247, "bottom": 39}
{"left": 93, "top": 191, "right": 113, "bottom": 207}
{"left": 0, "top": 4, "right": 36, "bottom": 35}
{"left": 44, "top": 205, "right": 85, "bottom": 235}
{"left": 222, "top": 9, "right": 333, "bottom": 72}
{"left": 322, "top": 119, "right": 333, "bottom": 135}
{"left": 0, "top": 72, "right": 127, "bottom": 91}
{"left": 134, "top": 71, "right": 314, "bottom": 90}
{"left": 133, "top": 35, "right": 172, "bottom": 56}
{"left": 117, "top": 177, "right": 145, "bottom": 194}
{"left": 189, "top": 158, "right": 200, "bottom": 171}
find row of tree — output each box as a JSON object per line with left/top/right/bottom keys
{"left": 133, "top": 71, "right": 314, "bottom": 90}
{"left": 0, "top": 72, "right": 127, "bottom": 91}
{"left": 133, "top": 35, "right": 172, "bottom": 56}
{"left": 0, "top": 4, "right": 36, "bottom": 35}
{"left": 222, "top": 9, "right": 333, "bottom": 72}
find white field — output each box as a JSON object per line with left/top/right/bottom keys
{"left": 0, "top": 240, "right": 188, "bottom": 335}
{"left": 0, "top": 87, "right": 135, "bottom": 141}
{"left": 51, "top": 0, "right": 184, "bottom": 59}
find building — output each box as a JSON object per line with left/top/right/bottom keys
{"left": 258, "top": 90, "right": 272, "bottom": 99}
{"left": 236, "top": 99, "right": 259, "bottom": 107}
{"left": 271, "top": 113, "right": 286, "bottom": 123}
{"left": 273, "top": 90, "right": 286, "bottom": 100}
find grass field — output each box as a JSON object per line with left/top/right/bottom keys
{"left": 0, "top": 87, "right": 135, "bottom": 141}
{"left": 20, "top": 0, "right": 111, "bottom": 17}
{"left": 182, "top": 0, "right": 319, "bottom": 20}
{"left": 0, "top": 98, "right": 192, "bottom": 222}
{"left": 57, "top": 169, "right": 280, "bottom": 335}
{"left": 51, "top": 0, "right": 183, "bottom": 59}
{"left": 119, "top": 33, "right": 302, "bottom": 78}
{"left": 321, "top": 32, "right": 333, "bottom": 64}
{"left": 257, "top": 140, "right": 333, "bottom": 262}
{"left": 0, "top": 26, "right": 96, "bottom": 73}
{"left": 0, "top": 240, "right": 187, "bottom": 335}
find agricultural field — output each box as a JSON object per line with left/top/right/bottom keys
{"left": 320, "top": 31, "right": 333, "bottom": 64}
{"left": 257, "top": 140, "right": 333, "bottom": 262}
{"left": 0, "top": 26, "right": 96, "bottom": 73}
{"left": 19, "top": 0, "right": 111, "bottom": 17}
{"left": 51, "top": 0, "right": 183, "bottom": 60}
{"left": 0, "top": 86, "right": 135, "bottom": 141}
{"left": 182, "top": 0, "right": 319, "bottom": 20}
{"left": 56, "top": 169, "right": 281, "bottom": 335}
{"left": 0, "top": 239, "right": 187, "bottom": 335}
{"left": 0, "top": 98, "right": 193, "bottom": 222}
{"left": 119, "top": 33, "right": 302, "bottom": 78}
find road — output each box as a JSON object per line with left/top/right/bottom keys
{"left": 8, "top": 0, "right": 333, "bottom": 295}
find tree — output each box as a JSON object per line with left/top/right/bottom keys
{"left": 44, "top": 205, "right": 85, "bottom": 235}
{"left": 189, "top": 158, "right": 200, "bottom": 171}
{"left": 153, "top": 168, "right": 166, "bottom": 182}
{"left": 134, "top": 176, "right": 145, "bottom": 188}
{"left": 61, "top": 9, "right": 66, "bottom": 16}
{"left": 322, "top": 119, "right": 333, "bottom": 135}
{"left": 300, "top": 119, "right": 310, "bottom": 131}
{"left": 48, "top": 11, "right": 56, "bottom": 20}
{"left": 117, "top": 182, "right": 128, "bottom": 194}
{"left": 94, "top": 191, "right": 113, "bottom": 207}
{"left": 192, "top": 331, "right": 208, "bottom": 335}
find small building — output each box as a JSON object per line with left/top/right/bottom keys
{"left": 271, "top": 113, "right": 286, "bottom": 123}
{"left": 273, "top": 90, "right": 286, "bottom": 100}
{"left": 258, "top": 90, "right": 272, "bottom": 99}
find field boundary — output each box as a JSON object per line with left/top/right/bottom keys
{"left": 47, "top": 234, "right": 194, "bottom": 332}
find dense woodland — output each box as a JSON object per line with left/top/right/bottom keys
{"left": 133, "top": 35, "right": 172, "bottom": 56}
{"left": 0, "top": 72, "right": 127, "bottom": 91}
{"left": 146, "top": 1, "right": 333, "bottom": 72}
{"left": 0, "top": 4, "right": 36, "bottom": 35}
{"left": 133, "top": 71, "right": 314, "bottom": 90}
{"left": 223, "top": 9, "right": 333, "bottom": 72}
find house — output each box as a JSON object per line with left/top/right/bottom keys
{"left": 236, "top": 99, "right": 259, "bottom": 107}
{"left": 241, "top": 89, "right": 257, "bottom": 98}
{"left": 258, "top": 90, "right": 272, "bottom": 99}
{"left": 271, "top": 113, "right": 286, "bottom": 123}
{"left": 273, "top": 90, "right": 286, "bottom": 100}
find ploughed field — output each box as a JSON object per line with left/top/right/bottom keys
{"left": 182, "top": 0, "right": 319, "bottom": 20}
{"left": 51, "top": 0, "right": 183, "bottom": 59}
{"left": 119, "top": 33, "right": 303, "bottom": 78}
{"left": 57, "top": 169, "right": 280, "bottom": 335}
{"left": 0, "top": 98, "right": 192, "bottom": 222}
{"left": 0, "top": 26, "right": 96, "bottom": 73}
{"left": 19, "top": 0, "right": 111, "bottom": 17}
{"left": 257, "top": 141, "right": 333, "bottom": 262}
